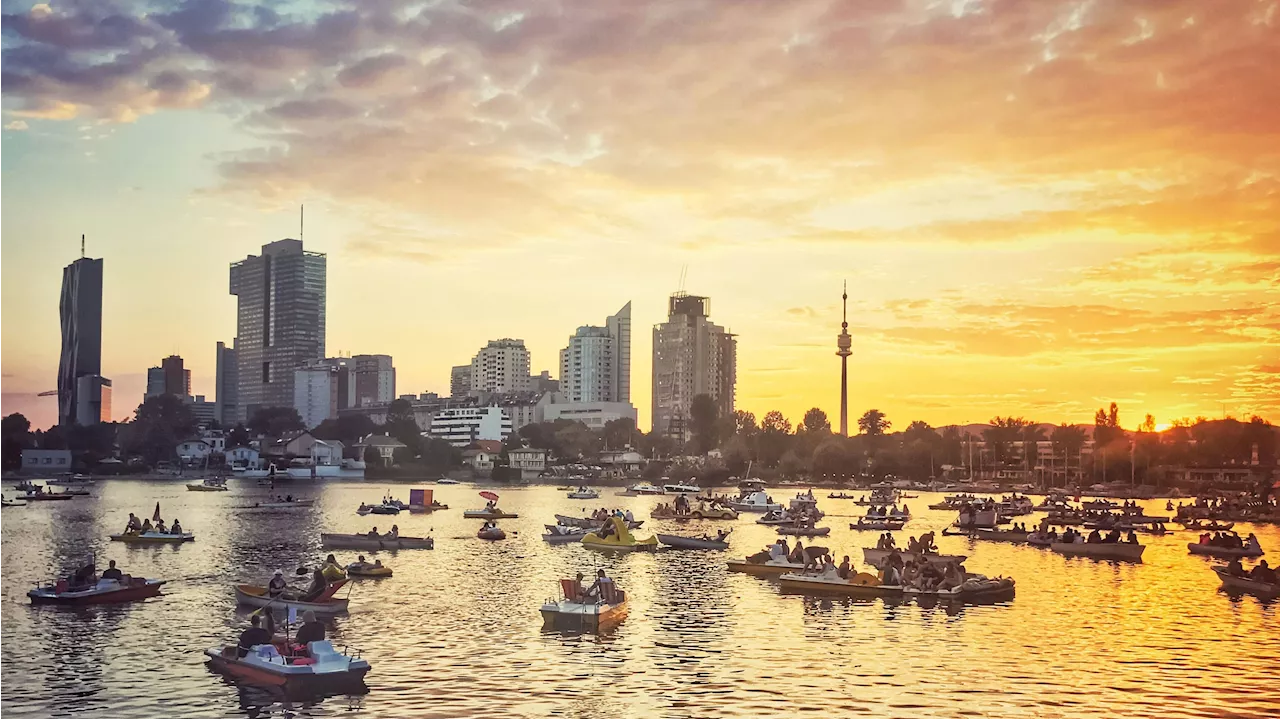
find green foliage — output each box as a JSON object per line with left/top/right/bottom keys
{"left": 2, "top": 413, "right": 32, "bottom": 471}
{"left": 314, "top": 414, "right": 377, "bottom": 445}
{"left": 248, "top": 407, "right": 305, "bottom": 437}
{"left": 227, "top": 423, "right": 251, "bottom": 448}
{"left": 122, "top": 395, "right": 197, "bottom": 465}
{"left": 800, "top": 408, "right": 831, "bottom": 435}
{"left": 857, "top": 409, "right": 890, "bottom": 437}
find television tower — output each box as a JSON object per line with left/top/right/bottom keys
{"left": 837, "top": 282, "right": 852, "bottom": 436}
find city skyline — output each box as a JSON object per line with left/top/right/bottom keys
{"left": 3, "top": 1, "right": 1278, "bottom": 432}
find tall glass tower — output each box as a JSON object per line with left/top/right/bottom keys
{"left": 58, "top": 248, "right": 104, "bottom": 426}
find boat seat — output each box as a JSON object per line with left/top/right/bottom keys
{"left": 560, "top": 579, "right": 579, "bottom": 601}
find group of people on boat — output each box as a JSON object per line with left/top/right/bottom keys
{"left": 865, "top": 504, "right": 910, "bottom": 518}
{"left": 267, "top": 554, "right": 348, "bottom": 603}
{"left": 1223, "top": 558, "right": 1276, "bottom": 584}
{"left": 1197, "top": 531, "right": 1260, "bottom": 551}
{"left": 122, "top": 512, "right": 184, "bottom": 535}
{"left": 1059, "top": 527, "right": 1140, "bottom": 545}
{"left": 364, "top": 525, "right": 399, "bottom": 539}
{"left": 236, "top": 608, "right": 328, "bottom": 659}
{"left": 566, "top": 569, "right": 622, "bottom": 604}
{"left": 881, "top": 552, "right": 969, "bottom": 591}
{"left": 347, "top": 555, "right": 386, "bottom": 573}
{"left": 62, "top": 559, "right": 130, "bottom": 591}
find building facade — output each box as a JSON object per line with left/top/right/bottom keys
{"left": 294, "top": 364, "right": 338, "bottom": 430}
{"left": 429, "top": 406, "right": 512, "bottom": 447}
{"left": 352, "top": 354, "right": 395, "bottom": 407}
{"left": 146, "top": 367, "right": 165, "bottom": 400}
{"left": 542, "top": 400, "right": 638, "bottom": 430}
{"left": 229, "top": 239, "right": 326, "bottom": 423}
{"left": 214, "top": 341, "right": 238, "bottom": 425}
{"left": 58, "top": 253, "right": 104, "bottom": 426}
{"left": 75, "top": 375, "right": 111, "bottom": 425}
{"left": 468, "top": 339, "right": 531, "bottom": 394}
{"left": 21, "top": 449, "right": 73, "bottom": 472}
{"left": 188, "top": 395, "right": 217, "bottom": 428}
{"left": 558, "top": 302, "right": 631, "bottom": 405}
{"left": 652, "top": 293, "right": 736, "bottom": 440}
{"left": 450, "top": 365, "right": 473, "bottom": 398}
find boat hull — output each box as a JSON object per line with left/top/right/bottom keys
{"left": 477, "top": 529, "right": 506, "bottom": 540}
{"left": 463, "top": 510, "right": 519, "bottom": 519}
{"left": 850, "top": 520, "right": 906, "bottom": 531}
{"left": 321, "top": 534, "right": 433, "bottom": 551}
{"left": 581, "top": 539, "right": 657, "bottom": 552}
{"left": 861, "top": 548, "right": 967, "bottom": 569}
{"left": 186, "top": 484, "right": 228, "bottom": 492}
{"left": 1188, "top": 543, "right": 1264, "bottom": 558}
{"left": 543, "top": 532, "right": 586, "bottom": 544}
{"left": 28, "top": 580, "right": 165, "bottom": 605}
{"left": 204, "top": 648, "right": 370, "bottom": 692}
{"left": 727, "top": 559, "right": 807, "bottom": 576}
{"left": 657, "top": 534, "right": 729, "bottom": 550}
{"left": 780, "top": 574, "right": 1016, "bottom": 602}
{"left": 1213, "top": 568, "right": 1279, "bottom": 597}
{"left": 1051, "top": 542, "right": 1145, "bottom": 561}
{"left": 234, "top": 585, "right": 349, "bottom": 614}
{"left": 111, "top": 532, "right": 196, "bottom": 544}
{"left": 540, "top": 599, "right": 628, "bottom": 631}
{"left": 776, "top": 527, "right": 831, "bottom": 537}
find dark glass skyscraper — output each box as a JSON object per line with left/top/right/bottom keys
{"left": 58, "top": 255, "right": 104, "bottom": 426}
{"left": 229, "top": 239, "right": 326, "bottom": 423}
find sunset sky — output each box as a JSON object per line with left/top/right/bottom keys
{"left": 2, "top": 0, "right": 1278, "bottom": 432}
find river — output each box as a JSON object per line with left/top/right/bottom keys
{"left": 2, "top": 480, "right": 1277, "bottom": 718}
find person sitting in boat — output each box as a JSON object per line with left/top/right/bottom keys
{"left": 882, "top": 562, "right": 903, "bottom": 586}
{"left": 359, "top": 502, "right": 369, "bottom": 512}
{"left": 939, "top": 561, "right": 965, "bottom": 590}
{"left": 322, "top": 555, "right": 347, "bottom": 581}
{"left": 384, "top": 525, "right": 400, "bottom": 540}
{"left": 125, "top": 513, "right": 142, "bottom": 533}
{"left": 101, "top": 560, "right": 123, "bottom": 582}
{"left": 294, "top": 610, "right": 326, "bottom": 648}
{"left": 624, "top": 509, "right": 635, "bottom": 524}
{"left": 237, "top": 613, "right": 275, "bottom": 658}
{"left": 1125, "top": 529, "right": 1139, "bottom": 544}
{"left": 170, "top": 519, "right": 183, "bottom": 535}
{"left": 715, "top": 528, "right": 729, "bottom": 542}
{"left": 586, "top": 569, "right": 616, "bottom": 603}
{"left": 918, "top": 532, "right": 937, "bottom": 553}
{"left": 154, "top": 518, "right": 168, "bottom": 534}
{"left": 766, "top": 539, "right": 789, "bottom": 563}
{"left": 837, "top": 555, "right": 852, "bottom": 580}
{"left": 1249, "top": 560, "right": 1276, "bottom": 584}
{"left": 1226, "top": 558, "right": 1246, "bottom": 577}
{"left": 70, "top": 561, "right": 96, "bottom": 588}
{"left": 1086, "top": 529, "right": 1102, "bottom": 543}
{"left": 349, "top": 555, "right": 370, "bottom": 572}
{"left": 300, "top": 566, "right": 328, "bottom": 602}
{"left": 268, "top": 570, "right": 290, "bottom": 598}
{"left": 367, "top": 526, "right": 380, "bottom": 538}
{"left": 140, "top": 519, "right": 153, "bottom": 534}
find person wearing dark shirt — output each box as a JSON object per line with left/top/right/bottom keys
{"left": 294, "top": 610, "right": 325, "bottom": 647}
{"left": 300, "top": 567, "right": 327, "bottom": 602}
{"left": 101, "top": 560, "right": 123, "bottom": 581}
{"left": 237, "top": 614, "right": 274, "bottom": 658}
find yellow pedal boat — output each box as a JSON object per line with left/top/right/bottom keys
{"left": 346, "top": 563, "right": 393, "bottom": 578}
{"left": 581, "top": 517, "right": 658, "bottom": 552}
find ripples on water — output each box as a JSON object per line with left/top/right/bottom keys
{"left": 2, "top": 481, "right": 1278, "bottom": 718}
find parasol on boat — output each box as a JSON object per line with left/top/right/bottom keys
{"left": 479, "top": 491, "right": 499, "bottom": 502}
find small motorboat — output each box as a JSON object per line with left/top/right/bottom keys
{"left": 776, "top": 526, "right": 830, "bottom": 537}
{"left": 657, "top": 533, "right": 730, "bottom": 550}
{"left": 682, "top": 501, "right": 738, "bottom": 520}
{"left": 779, "top": 572, "right": 1015, "bottom": 603}
{"left": 726, "top": 558, "right": 808, "bottom": 576}
{"left": 28, "top": 577, "right": 165, "bottom": 605}
{"left": 581, "top": 517, "right": 658, "bottom": 552}
{"left": 861, "top": 548, "right": 967, "bottom": 569}
{"left": 567, "top": 488, "right": 600, "bottom": 499}
{"left": 727, "top": 491, "right": 783, "bottom": 513}
{"left": 1212, "top": 567, "right": 1279, "bottom": 598}
{"left": 346, "top": 563, "right": 393, "bottom": 578}
{"left": 1187, "top": 542, "right": 1264, "bottom": 559}
{"left": 234, "top": 582, "right": 350, "bottom": 615}
{"left": 1051, "top": 541, "right": 1145, "bottom": 561}
{"left": 477, "top": 526, "right": 507, "bottom": 541}
{"left": 463, "top": 508, "right": 519, "bottom": 519}
{"left": 543, "top": 525, "right": 590, "bottom": 544}
{"left": 321, "top": 533, "right": 434, "bottom": 551}
{"left": 541, "top": 579, "right": 628, "bottom": 631}
{"left": 111, "top": 531, "right": 196, "bottom": 544}
{"left": 662, "top": 483, "right": 701, "bottom": 494}
{"left": 1180, "top": 520, "right": 1235, "bottom": 531}
{"left": 23, "top": 491, "right": 76, "bottom": 501}
{"left": 186, "top": 480, "right": 228, "bottom": 492}
{"left": 756, "top": 510, "right": 801, "bottom": 526}
{"left": 370, "top": 504, "right": 401, "bottom": 515}
{"left": 618, "top": 483, "right": 665, "bottom": 496}
{"left": 205, "top": 640, "right": 370, "bottom": 692}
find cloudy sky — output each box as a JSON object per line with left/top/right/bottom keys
{"left": 2, "top": 0, "right": 1278, "bottom": 432}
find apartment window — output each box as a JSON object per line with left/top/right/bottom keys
{"left": 263, "top": 362, "right": 271, "bottom": 383}
{"left": 57, "top": 458, "right": 67, "bottom": 465}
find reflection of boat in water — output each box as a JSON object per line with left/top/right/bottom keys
{"left": 541, "top": 579, "right": 629, "bottom": 631}
{"left": 1051, "top": 541, "right": 1145, "bottom": 561}
{"left": 1212, "top": 567, "right": 1278, "bottom": 598}
{"left": 205, "top": 640, "right": 370, "bottom": 692}
{"left": 28, "top": 578, "right": 165, "bottom": 605}
{"left": 321, "top": 534, "right": 434, "bottom": 551}
{"left": 111, "top": 531, "right": 196, "bottom": 544}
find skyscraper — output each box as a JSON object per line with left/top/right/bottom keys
{"left": 214, "top": 341, "right": 238, "bottom": 425}
{"left": 468, "top": 339, "right": 531, "bottom": 394}
{"left": 57, "top": 246, "right": 104, "bottom": 426}
{"left": 450, "top": 365, "right": 473, "bottom": 399}
{"left": 836, "top": 282, "right": 852, "bottom": 436}
{"left": 652, "top": 293, "right": 736, "bottom": 440}
{"left": 230, "top": 239, "right": 326, "bottom": 423}
{"left": 145, "top": 367, "right": 165, "bottom": 399}
{"left": 559, "top": 302, "right": 632, "bottom": 404}
{"left": 161, "top": 355, "right": 190, "bottom": 398}
{"left": 352, "top": 354, "right": 395, "bottom": 407}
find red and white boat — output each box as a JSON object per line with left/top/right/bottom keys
{"left": 205, "top": 640, "right": 370, "bottom": 692}
{"left": 28, "top": 577, "right": 165, "bottom": 605}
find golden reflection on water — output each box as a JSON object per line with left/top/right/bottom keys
{"left": 1, "top": 481, "right": 1278, "bottom": 718}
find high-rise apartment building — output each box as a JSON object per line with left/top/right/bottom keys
{"left": 229, "top": 239, "right": 326, "bottom": 423}
{"left": 294, "top": 364, "right": 339, "bottom": 430}
{"left": 214, "top": 341, "right": 238, "bottom": 426}
{"left": 468, "top": 339, "right": 531, "bottom": 394}
{"left": 652, "top": 293, "right": 737, "bottom": 440}
{"left": 559, "top": 302, "right": 631, "bottom": 404}
{"left": 352, "top": 354, "right": 395, "bottom": 407}
{"left": 57, "top": 251, "right": 104, "bottom": 426}
{"left": 161, "top": 355, "right": 191, "bottom": 398}
{"left": 75, "top": 375, "right": 112, "bottom": 425}
{"left": 450, "top": 365, "right": 473, "bottom": 398}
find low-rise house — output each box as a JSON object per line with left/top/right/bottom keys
{"left": 354, "top": 434, "right": 407, "bottom": 467}
{"left": 20, "top": 449, "right": 72, "bottom": 473}
{"left": 508, "top": 446, "right": 548, "bottom": 480}
{"left": 175, "top": 438, "right": 214, "bottom": 464}
{"left": 462, "top": 448, "right": 496, "bottom": 478}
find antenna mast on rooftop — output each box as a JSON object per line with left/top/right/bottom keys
{"left": 300, "top": 204, "right": 304, "bottom": 242}
{"left": 81, "top": 234, "right": 85, "bottom": 259}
